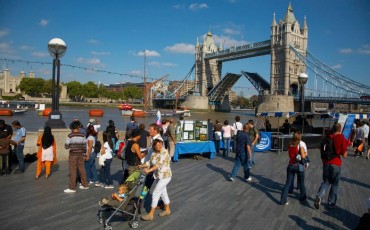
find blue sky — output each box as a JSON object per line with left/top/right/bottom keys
{"left": 0, "top": 0, "right": 369, "bottom": 96}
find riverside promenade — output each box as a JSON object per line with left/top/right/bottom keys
{"left": 0, "top": 148, "right": 368, "bottom": 230}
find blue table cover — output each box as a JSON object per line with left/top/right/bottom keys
{"left": 173, "top": 141, "right": 216, "bottom": 162}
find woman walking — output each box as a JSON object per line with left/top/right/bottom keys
{"left": 85, "top": 125, "right": 99, "bottom": 184}
{"left": 221, "top": 120, "right": 234, "bottom": 157}
{"left": 140, "top": 139, "right": 172, "bottom": 221}
{"left": 35, "top": 126, "right": 57, "bottom": 179}
{"left": 95, "top": 132, "right": 114, "bottom": 189}
{"left": 280, "top": 131, "right": 307, "bottom": 205}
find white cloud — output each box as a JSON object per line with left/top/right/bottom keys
{"left": 39, "top": 19, "right": 49, "bottom": 26}
{"left": 358, "top": 44, "right": 370, "bottom": 55}
{"left": 77, "top": 57, "right": 102, "bottom": 65}
{"left": 212, "top": 34, "right": 249, "bottom": 48}
{"left": 88, "top": 39, "right": 100, "bottom": 44}
{"left": 162, "top": 62, "right": 177, "bottom": 67}
{"left": 20, "top": 45, "right": 35, "bottom": 50}
{"left": 148, "top": 61, "right": 161, "bottom": 67}
{"left": 138, "top": 50, "right": 160, "bottom": 57}
{"left": 91, "top": 51, "right": 110, "bottom": 55}
{"left": 0, "top": 41, "right": 14, "bottom": 54}
{"left": 331, "top": 64, "right": 342, "bottom": 69}
{"left": 223, "top": 28, "right": 241, "bottom": 35}
{"left": 189, "top": 3, "right": 208, "bottom": 11}
{"left": 164, "top": 43, "right": 195, "bottom": 54}
{"left": 130, "top": 70, "right": 142, "bottom": 75}
{"left": 339, "top": 48, "right": 353, "bottom": 54}
{"left": 0, "top": 28, "right": 9, "bottom": 38}
{"left": 173, "top": 4, "right": 185, "bottom": 9}
{"left": 32, "top": 51, "right": 49, "bottom": 57}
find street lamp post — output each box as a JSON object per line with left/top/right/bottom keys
{"left": 298, "top": 73, "right": 308, "bottom": 133}
{"left": 45, "top": 38, "right": 67, "bottom": 129}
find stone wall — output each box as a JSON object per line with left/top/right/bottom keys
{"left": 181, "top": 95, "right": 209, "bottom": 110}
{"left": 257, "top": 95, "right": 294, "bottom": 113}
{"left": 23, "top": 129, "right": 127, "bottom": 161}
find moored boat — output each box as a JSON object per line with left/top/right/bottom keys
{"left": 121, "top": 110, "right": 133, "bottom": 116}
{"left": 132, "top": 109, "right": 146, "bottom": 117}
{"left": 0, "top": 109, "right": 13, "bottom": 116}
{"left": 89, "top": 109, "right": 104, "bottom": 117}
{"left": 12, "top": 109, "right": 27, "bottom": 115}
{"left": 118, "top": 103, "right": 133, "bottom": 110}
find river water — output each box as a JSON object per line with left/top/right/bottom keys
{"left": 1, "top": 106, "right": 257, "bottom": 132}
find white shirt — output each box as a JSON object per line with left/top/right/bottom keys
{"left": 299, "top": 140, "right": 308, "bottom": 154}
{"left": 145, "top": 134, "right": 163, "bottom": 162}
{"left": 233, "top": 122, "right": 243, "bottom": 135}
{"left": 102, "top": 141, "right": 113, "bottom": 159}
{"left": 363, "top": 124, "right": 369, "bottom": 139}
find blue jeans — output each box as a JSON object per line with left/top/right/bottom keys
{"left": 281, "top": 164, "right": 306, "bottom": 204}
{"left": 15, "top": 145, "right": 25, "bottom": 171}
{"left": 316, "top": 164, "right": 341, "bottom": 205}
{"left": 99, "top": 158, "right": 113, "bottom": 186}
{"left": 230, "top": 150, "right": 250, "bottom": 179}
{"left": 248, "top": 144, "right": 256, "bottom": 167}
{"left": 84, "top": 151, "right": 98, "bottom": 183}
{"left": 223, "top": 138, "right": 231, "bottom": 157}
{"left": 214, "top": 140, "right": 220, "bottom": 153}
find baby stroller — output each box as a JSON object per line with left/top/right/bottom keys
{"left": 98, "top": 170, "right": 146, "bottom": 229}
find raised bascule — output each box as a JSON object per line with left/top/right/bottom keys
{"left": 177, "top": 3, "right": 370, "bottom": 112}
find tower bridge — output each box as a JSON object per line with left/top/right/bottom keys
{"left": 171, "top": 3, "right": 370, "bottom": 112}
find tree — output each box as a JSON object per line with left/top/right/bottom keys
{"left": 123, "top": 86, "right": 143, "bottom": 100}
{"left": 83, "top": 81, "right": 99, "bottom": 98}
{"left": 17, "top": 78, "right": 45, "bottom": 97}
{"left": 65, "top": 81, "right": 84, "bottom": 101}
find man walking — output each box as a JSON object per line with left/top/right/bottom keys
{"left": 228, "top": 123, "right": 252, "bottom": 182}
{"left": 314, "top": 123, "right": 347, "bottom": 209}
{"left": 0, "top": 120, "right": 13, "bottom": 174}
{"left": 248, "top": 120, "right": 259, "bottom": 168}
{"left": 64, "top": 120, "right": 89, "bottom": 193}
{"left": 12, "top": 120, "right": 26, "bottom": 174}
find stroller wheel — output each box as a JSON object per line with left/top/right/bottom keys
{"left": 130, "top": 220, "right": 139, "bottom": 229}
{"left": 104, "top": 224, "right": 112, "bottom": 230}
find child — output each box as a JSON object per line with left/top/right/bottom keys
{"left": 95, "top": 132, "right": 114, "bottom": 189}
{"left": 99, "top": 184, "right": 129, "bottom": 207}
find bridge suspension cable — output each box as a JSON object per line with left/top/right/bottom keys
{"left": 289, "top": 45, "right": 370, "bottom": 96}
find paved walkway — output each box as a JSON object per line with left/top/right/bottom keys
{"left": 0, "top": 147, "right": 369, "bottom": 230}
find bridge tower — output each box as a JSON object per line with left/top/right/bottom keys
{"left": 270, "top": 3, "right": 308, "bottom": 96}
{"left": 195, "top": 31, "right": 222, "bottom": 96}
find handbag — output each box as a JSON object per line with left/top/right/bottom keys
{"left": 357, "top": 142, "right": 364, "bottom": 152}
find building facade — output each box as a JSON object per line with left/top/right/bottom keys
{"left": 0, "top": 68, "right": 35, "bottom": 95}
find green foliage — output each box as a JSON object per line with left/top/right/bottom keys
{"left": 65, "top": 81, "right": 84, "bottom": 101}
{"left": 123, "top": 86, "right": 143, "bottom": 100}
{"left": 17, "top": 77, "right": 45, "bottom": 96}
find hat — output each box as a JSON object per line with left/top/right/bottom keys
{"left": 89, "top": 118, "right": 96, "bottom": 124}
{"left": 131, "top": 129, "right": 141, "bottom": 138}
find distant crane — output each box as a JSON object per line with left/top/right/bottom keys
{"left": 144, "top": 74, "right": 169, "bottom": 110}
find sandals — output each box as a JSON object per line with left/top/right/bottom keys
{"left": 158, "top": 210, "right": 171, "bottom": 217}
{"left": 141, "top": 214, "right": 154, "bottom": 221}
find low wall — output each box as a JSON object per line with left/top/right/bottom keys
{"left": 23, "top": 130, "right": 127, "bottom": 161}
{"left": 257, "top": 95, "right": 294, "bottom": 113}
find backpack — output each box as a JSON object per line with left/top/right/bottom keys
{"left": 117, "top": 140, "right": 128, "bottom": 160}
{"left": 320, "top": 136, "right": 337, "bottom": 160}
{"left": 94, "top": 138, "right": 102, "bottom": 153}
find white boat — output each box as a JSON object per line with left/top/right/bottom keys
{"left": 121, "top": 110, "right": 133, "bottom": 116}
{"left": 12, "top": 109, "right": 27, "bottom": 114}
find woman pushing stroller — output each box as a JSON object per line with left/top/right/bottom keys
{"left": 139, "top": 139, "right": 172, "bottom": 221}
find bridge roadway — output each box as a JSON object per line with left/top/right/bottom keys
{"left": 0, "top": 148, "right": 368, "bottom": 229}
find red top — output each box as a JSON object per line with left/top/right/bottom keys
{"left": 288, "top": 145, "right": 299, "bottom": 165}
{"left": 323, "top": 133, "right": 347, "bottom": 166}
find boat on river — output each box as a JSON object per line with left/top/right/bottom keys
{"left": 12, "top": 109, "right": 27, "bottom": 115}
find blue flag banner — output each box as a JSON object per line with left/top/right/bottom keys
{"left": 255, "top": 132, "right": 271, "bottom": 152}
{"left": 342, "top": 114, "right": 355, "bottom": 140}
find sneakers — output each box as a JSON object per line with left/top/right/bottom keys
{"left": 79, "top": 185, "right": 89, "bottom": 190}
{"left": 95, "top": 182, "right": 104, "bottom": 187}
{"left": 228, "top": 175, "right": 235, "bottom": 182}
{"left": 104, "top": 185, "right": 114, "bottom": 189}
{"left": 64, "top": 188, "right": 76, "bottom": 193}
{"left": 99, "top": 198, "right": 109, "bottom": 206}
{"left": 281, "top": 201, "right": 289, "bottom": 206}
{"left": 314, "top": 196, "right": 321, "bottom": 209}
{"left": 245, "top": 177, "right": 252, "bottom": 182}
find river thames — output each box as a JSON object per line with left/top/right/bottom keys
{"left": 0, "top": 106, "right": 256, "bottom": 132}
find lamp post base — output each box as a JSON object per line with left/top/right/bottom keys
{"left": 45, "top": 111, "right": 66, "bottom": 129}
